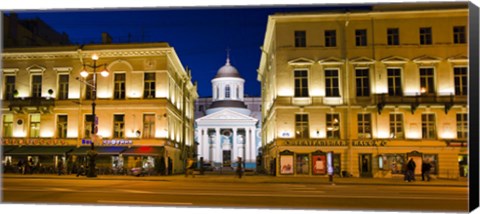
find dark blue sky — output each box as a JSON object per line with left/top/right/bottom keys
{"left": 15, "top": 5, "right": 370, "bottom": 97}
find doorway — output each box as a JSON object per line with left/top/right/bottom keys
{"left": 359, "top": 154, "right": 372, "bottom": 177}
{"left": 222, "top": 150, "right": 231, "bottom": 167}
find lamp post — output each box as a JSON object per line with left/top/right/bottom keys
{"left": 79, "top": 53, "right": 109, "bottom": 178}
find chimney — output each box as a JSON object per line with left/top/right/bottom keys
{"left": 101, "top": 32, "right": 112, "bottom": 44}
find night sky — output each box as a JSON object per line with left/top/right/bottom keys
{"left": 13, "top": 5, "right": 371, "bottom": 97}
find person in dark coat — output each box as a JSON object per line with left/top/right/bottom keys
{"left": 236, "top": 157, "right": 244, "bottom": 179}
{"left": 57, "top": 160, "right": 64, "bottom": 175}
{"left": 406, "top": 158, "right": 416, "bottom": 182}
{"left": 422, "top": 159, "right": 432, "bottom": 181}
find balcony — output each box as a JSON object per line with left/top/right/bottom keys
{"left": 8, "top": 97, "right": 55, "bottom": 114}
{"left": 375, "top": 93, "right": 467, "bottom": 114}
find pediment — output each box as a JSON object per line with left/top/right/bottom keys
{"left": 380, "top": 56, "right": 409, "bottom": 64}
{"left": 196, "top": 109, "right": 258, "bottom": 123}
{"left": 27, "top": 64, "right": 46, "bottom": 73}
{"left": 349, "top": 56, "right": 375, "bottom": 65}
{"left": 288, "top": 57, "right": 315, "bottom": 66}
{"left": 412, "top": 55, "right": 441, "bottom": 64}
{"left": 447, "top": 54, "right": 468, "bottom": 63}
{"left": 318, "top": 57, "right": 344, "bottom": 65}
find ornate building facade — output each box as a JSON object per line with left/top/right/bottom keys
{"left": 1, "top": 43, "right": 198, "bottom": 175}
{"left": 257, "top": 4, "right": 468, "bottom": 178}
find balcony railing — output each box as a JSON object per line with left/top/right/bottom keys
{"left": 8, "top": 97, "right": 55, "bottom": 114}
{"left": 375, "top": 93, "right": 467, "bottom": 114}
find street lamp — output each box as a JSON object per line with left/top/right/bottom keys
{"left": 79, "top": 53, "right": 109, "bottom": 178}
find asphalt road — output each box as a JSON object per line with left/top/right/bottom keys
{"left": 1, "top": 177, "right": 468, "bottom": 212}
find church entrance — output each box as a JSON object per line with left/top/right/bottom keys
{"left": 223, "top": 150, "right": 231, "bottom": 167}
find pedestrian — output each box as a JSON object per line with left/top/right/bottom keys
{"left": 406, "top": 158, "right": 416, "bottom": 182}
{"left": 422, "top": 159, "right": 432, "bottom": 181}
{"left": 76, "top": 164, "right": 85, "bottom": 177}
{"left": 57, "top": 160, "right": 64, "bottom": 175}
{"left": 185, "top": 158, "right": 195, "bottom": 178}
{"left": 236, "top": 157, "right": 243, "bottom": 179}
{"left": 328, "top": 164, "right": 335, "bottom": 185}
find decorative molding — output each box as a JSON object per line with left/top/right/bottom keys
{"left": 3, "top": 49, "right": 172, "bottom": 60}
{"left": 288, "top": 57, "right": 315, "bottom": 66}
{"left": 381, "top": 56, "right": 409, "bottom": 64}
{"left": 53, "top": 67, "right": 73, "bottom": 74}
{"left": 349, "top": 56, "right": 376, "bottom": 65}
{"left": 318, "top": 57, "right": 344, "bottom": 65}
{"left": 412, "top": 55, "right": 442, "bottom": 64}
{"left": 447, "top": 54, "right": 468, "bottom": 64}
{"left": 26, "top": 64, "right": 46, "bottom": 73}
{"left": 2, "top": 68, "right": 19, "bottom": 74}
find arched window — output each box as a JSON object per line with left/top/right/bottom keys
{"left": 236, "top": 85, "right": 239, "bottom": 99}
{"left": 216, "top": 86, "right": 219, "bottom": 99}
{"left": 225, "top": 85, "right": 231, "bottom": 98}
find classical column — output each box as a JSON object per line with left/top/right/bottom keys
{"left": 216, "top": 127, "right": 221, "bottom": 165}
{"left": 245, "top": 127, "right": 250, "bottom": 162}
{"left": 233, "top": 128, "right": 238, "bottom": 163}
{"left": 250, "top": 127, "right": 256, "bottom": 164}
{"left": 201, "top": 128, "right": 207, "bottom": 161}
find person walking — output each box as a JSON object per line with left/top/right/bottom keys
{"left": 328, "top": 164, "right": 335, "bottom": 185}
{"left": 185, "top": 158, "right": 195, "bottom": 178}
{"left": 406, "top": 158, "right": 416, "bottom": 182}
{"left": 422, "top": 159, "right": 432, "bottom": 181}
{"left": 236, "top": 157, "right": 244, "bottom": 179}
{"left": 57, "top": 160, "right": 64, "bottom": 176}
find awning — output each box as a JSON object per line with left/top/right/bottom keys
{"left": 2, "top": 145, "right": 20, "bottom": 153}
{"left": 69, "top": 146, "right": 127, "bottom": 156}
{"left": 121, "top": 146, "right": 164, "bottom": 156}
{"left": 6, "top": 146, "right": 75, "bottom": 155}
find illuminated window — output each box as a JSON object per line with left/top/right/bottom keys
{"left": 295, "top": 114, "right": 309, "bottom": 139}
{"left": 421, "top": 113, "right": 436, "bottom": 139}
{"left": 225, "top": 85, "right": 231, "bottom": 98}
{"left": 113, "top": 114, "right": 125, "bottom": 138}
{"left": 325, "top": 69, "right": 340, "bottom": 97}
{"left": 453, "top": 26, "right": 466, "bottom": 44}
{"left": 326, "top": 113, "right": 340, "bottom": 139}
{"left": 144, "top": 73, "right": 155, "bottom": 98}
{"left": 420, "top": 68, "right": 435, "bottom": 94}
{"left": 294, "top": 31, "right": 306, "bottom": 47}
{"left": 355, "top": 29, "right": 367, "bottom": 46}
{"left": 420, "top": 27, "right": 432, "bottom": 45}
{"left": 57, "top": 115, "right": 68, "bottom": 138}
{"left": 454, "top": 67, "right": 467, "bottom": 96}
{"left": 143, "top": 114, "right": 155, "bottom": 139}
{"left": 29, "top": 114, "right": 41, "bottom": 138}
{"left": 114, "top": 73, "right": 126, "bottom": 99}
{"left": 357, "top": 113, "right": 371, "bottom": 139}
{"left": 325, "top": 30, "right": 336, "bottom": 47}
{"left": 2, "top": 114, "right": 13, "bottom": 138}
{"left": 389, "top": 113, "right": 404, "bottom": 139}
{"left": 456, "top": 113, "right": 467, "bottom": 139}
{"left": 58, "top": 74, "right": 69, "bottom": 100}
{"left": 355, "top": 68, "right": 370, "bottom": 97}
{"left": 294, "top": 70, "right": 309, "bottom": 97}
{"left": 4, "top": 76, "right": 15, "bottom": 100}
{"left": 387, "top": 68, "right": 402, "bottom": 96}
{"left": 31, "top": 75, "right": 42, "bottom": 98}
{"left": 387, "top": 28, "right": 399, "bottom": 45}
{"left": 84, "top": 115, "right": 93, "bottom": 138}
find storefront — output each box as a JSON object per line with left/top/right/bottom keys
{"left": 69, "top": 146, "right": 128, "bottom": 175}
{"left": 5, "top": 146, "right": 75, "bottom": 174}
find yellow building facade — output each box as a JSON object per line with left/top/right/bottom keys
{"left": 1, "top": 43, "right": 198, "bottom": 175}
{"left": 258, "top": 5, "right": 468, "bottom": 179}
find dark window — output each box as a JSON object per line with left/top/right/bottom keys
{"left": 58, "top": 74, "right": 69, "bottom": 100}
{"left": 113, "top": 114, "right": 125, "bottom": 138}
{"left": 420, "top": 68, "right": 435, "bottom": 94}
{"left": 387, "top": 68, "right": 403, "bottom": 96}
{"left": 294, "top": 70, "right": 309, "bottom": 97}
{"left": 199, "top": 105, "right": 204, "bottom": 112}
{"left": 422, "top": 113, "right": 436, "bottom": 139}
{"left": 4, "top": 76, "right": 15, "bottom": 100}
{"left": 85, "top": 115, "right": 93, "bottom": 138}
{"left": 294, "top": 31, "right": 306, "bottom": 47}
{"left": 420, "top": 27, "right": 432, "bottom": 45}
{"left": 57, "top": 115, "right": 68, "bottom": 138}
{"left": 454, "top": 67, "right": 468, "bottom": 96}
{"left": 325, "top": 30, "right": 337, "bottom": 47}
{"left": 144, "top": 73, "right": 155, "bottom": 98}
{"left": 355, "top": 29, "right": 367, "bottom": 46}
{"left": 295, "top": 114, "right": 309, "bottom": 139}
{"left": 225, "top": 85, "right": 231, "bottom": 98}
{"left": 453, "top": 26, "right": 466, "bottom": 44}
{"left": 389, "top": 113, "right": 404, "bottom": 139}
{"left": 326, "top": 113, "right": 340, "bottom": 139}
{"left": 387, "top": 28, "right": 399, "bottom": 45}
{"left": 357, "top": 113, "right": 371, "bottom": 139}
{"left": 31, "top": 75, "right": 42, "bottom": 98}
{"left": 114, "top": 73, "right": 126, "bottom": 99}
{"left": 456, "top": 113, "right": 468, "bottom": 139}
{"left": 143, "top": 114, "right": 155, "bottom": 139}
{"left": 325, "top": 69, "right": 340, "bottom": 97}
{"left": 355, "top": 69, "right": 370, "bottom": 97}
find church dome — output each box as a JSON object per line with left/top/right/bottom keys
{"left": 214, "top": 58, "right": 242, "bottom": 78}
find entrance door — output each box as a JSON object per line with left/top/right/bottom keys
{"left": 222, "top": 150, "right": 231, "bottom": 167}
{"left": 359, "top": 154, "right": 372, "bottom": 177}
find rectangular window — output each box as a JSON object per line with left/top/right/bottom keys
{"left": 454, "top": 67, "right": 468, "bottom": 96}
{"left": 199, "top": 105, "right": 204, "bottom": 112}
{"left": 355, "top": 29, "right": 367, "bottom": 46}
{"left": 294, "top": 70, "right": 309, "bottom": 97}
{"left": 29, "top": 114, "right": 41, "bottom": 138}
{"left": 85, "top": 74, "right": 94, "bottom": 100}
{"left": 389, "top": 113, "right": 404, "bottom": 139}
{"left": 387, "top": 28, "right": 399, "bottom": 45}
{"left": 420, "top": 27, "right": 432, "bottom": 45}
{"left": 325, "top": 30, "right": 336, "bottom": 47}
{"left": 387, "top": 68, "right": 403, "bottom": 96}
{"left": 296, "top": 154, "right": 309, "bottom": 175}
{"left": 58, "top": 74, "right": 69, "bottom": 100}
{"left": 355, "top": 68, "right": 370, "bottom": 97}
{"left": 453, "top": 26, "right": 466, "bottom": 44}
{"left": 143, "top": 114, "right": 155, "bottom": 139}
{"left": 144, "top": 73, "right": 155, "bottom": 98}
{"left": 325, "top": 69, "right": 340, "bottom": 97}
{"left": 420, "top": 68, "right": 435, "bottom": 94}
{"left": 4, "top": 76, "right": 15, "bottom": 100}
{"left": 294, "top": 31, "right": 306, "bottom": 47}
{"left": 357, "top": 113, "right": 371, "bottom": 139}
{"left": 295, "top": 114, "right": 309, "bottom": 139}
{"left": 326, "top": 113, "right": 340, "bottom": 139}
{"left": 57, "top": 115, "right": 68, "bottom": 138}
{"left": 456, "top": 113, "right": 468, "bottom": 139}
{"left": 85, "top": 115, "right": 93, "bottom": 138}
{"left": 421, "top": 113, "right": 436, "bottom": 139}
{"left": 114, "top": 73, "right": 126, "bottom": 99}
{"left": 31, "top": 75, "right": 42, "bottom": 98}
{"left": 113, "top": 114, "right": 125, "bottom": 138}
{"left": 2, "top": 114, "right": 13, "bottom": 138}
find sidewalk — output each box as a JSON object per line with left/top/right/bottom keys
{"left": 2, "top": 173, "right": 468, "bottom": 187}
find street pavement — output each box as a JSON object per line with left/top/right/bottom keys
{"left": 1, "top": 172, "right": 468, "bottom": 187}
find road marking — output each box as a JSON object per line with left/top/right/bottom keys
{"left": 118, "top": 189, "right": 154, "bottom": 194}
{"left": 97, "top": 200, "right": 192, "bottom": 206}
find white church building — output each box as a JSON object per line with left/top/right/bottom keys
{"left": 195, "top": 57, "right": 261, "bottom": 169}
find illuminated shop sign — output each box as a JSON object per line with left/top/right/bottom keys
{"left": 285, "top": 140, "right": 347, "bottom": 146}
{"left": 82, "top": 139, "right": 133, "bottom": 145}
{"left": 352, "top": 140, "right": 387, "bottom": 147}
{"left": 1, "top": 138, "right": 66, "bottom": 145}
